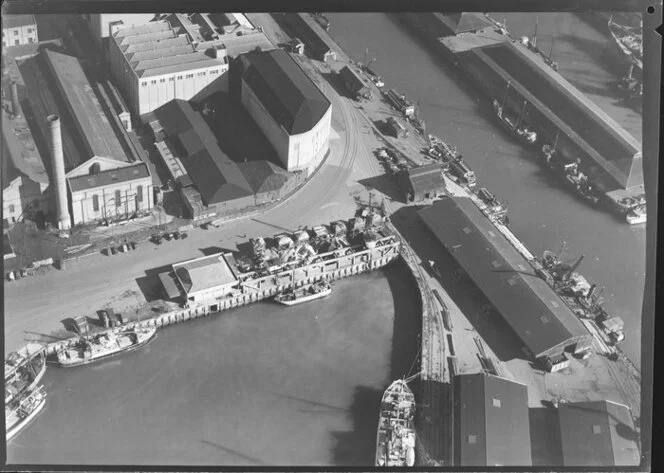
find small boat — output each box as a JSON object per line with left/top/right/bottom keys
{"left": 608, "top": 16, "right": 643, "bottom": 71}
{"left": 375, "top": 379, "right": 416, "bottom": 467}
{"left": 56, "top": 325, "right": 157, "bottom": 367}
{"left": 6, "top": 385, "right": 46, "bottom": 441}
{"left": 541, "top": 145, "right": 599, "bottom": 205}
{"left": 5, "top": 344, "right": 47, "bottom": 404}
{"left": 626, "top": 205, "right": 646, "bottom": 224}
{"left": 274, "top": 282, "right": 332, "bottom": 306}
{"left": 493, "top": 99, "right": 537, "bottom": 145}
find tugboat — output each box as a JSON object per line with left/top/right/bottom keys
{"left": 541, "top": 144, "right": 599, "bottom": 205}
{"left": 626, "top": 204, "right": 646, "bottom": 224}
{"left": 56, "top": 324, "right": 157, "bottom": 368}
{"left": 608, "top": 16, "right": 643, "bottom": 70}
{"left": 5, "top": 344, "right": 47, "bottom": 404}
{"left": 375, "top": 379, "right": 416, "bottom": 467}
{"left": 274, "top": 281, "right": 332, "bottom": 306}
{"left": 492, "top": 98, "right": 537, "bottom": 145}
{"left": 6, "top": 385, "right": 46, "bottom": 441}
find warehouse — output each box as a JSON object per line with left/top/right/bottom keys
{"left": 233, "top": 49, "right": 332, "bottom": 173}
{"left": 454, "top": 373, "right": 531, "bottom": 466}
{"left": 557, "top": 400, "right": 640, "bottom": 466}
{"left": 160, "top": 252, "right": 240, "bottom": 304}
{"left": 419, "top": 196, "right": 592, "bottom": 360}
{"left": 84, "top": 13, "right": 155, "bottom": 52}
{"left": 2, "top": 15, "right": 38, "bottom": 48}
{"left": 400, "top": 163, "right": 446, "bottom": 202}
{"left": 338, "top": 65, "right": 370, "bottom": 100}
{"left": 282, "top": 13, "right": 336, "bottom": 62}
{"left": 19, "top": 48, "right": 153, "bottom": 227}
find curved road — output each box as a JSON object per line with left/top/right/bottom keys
{"left": 4, "top": 78, "right": 382, "bottom": 355}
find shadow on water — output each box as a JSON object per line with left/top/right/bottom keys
{"left": 200, "top": 439, "right": 271, "bottom": 466}
{"left": 330, "top": 384, "right": 383, "bottom": 466}
{"left": 556, "top": 33, "right": 626, "bottom": 76}
{"left": 390, "top": 205, "right": 527, "bottom": 362}
{"left": 528, "top": 407, "right": 563, "bottom": 466}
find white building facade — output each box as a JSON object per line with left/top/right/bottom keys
{"left": 2, "top": 15, "right": 38, "bottom": 48}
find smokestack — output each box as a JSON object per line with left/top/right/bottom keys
{"left": 47, "top": 115, "right": 71, "bottom": 230}
{"left": 10, "top": 82, "right": 20, "bottom": 118}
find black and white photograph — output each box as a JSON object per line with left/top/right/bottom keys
{"left": 1, "top": 1, "right": 658, "bottom": 470}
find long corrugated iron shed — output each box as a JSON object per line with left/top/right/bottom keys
{"left": 419, "top": 196, "right": 591, "bottom": 358}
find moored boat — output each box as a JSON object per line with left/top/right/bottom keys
{"left": 6, "top": 385, "right": 46, "bottom": 441}
{"left": 608, "top": 17, "right": 642, "bottom": 71}
{"left": 5, "top": 344, "right": 47, "bottom": 404}
{"left": 375, "top": 379, "right": 416, "bottom": 467}
{"left": 492, "top": 99, "right": 537, "bottom": 145}
{"left": 274, "top": 282, "right": 332, "bottom": 306}
{"left": 626, "top": 205, "right": 646, "bottom": 224}
{"left": 56, "top": 325, "right": 157, "bottom": 368}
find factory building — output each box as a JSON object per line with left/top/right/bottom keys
{"left": 557, "top": 400, "right": 640, "bottom": 466}
{"left": 159, "top": 252, "right": 240, "bottom": 303}
{"left": 83, "top": 13, "right": 156, "bottom": 53}
{"left": 233, "top": 49, "right": 332, "bottom": 172}
{"left": 2, "top": 15, "right": 38, "bottom": 48}
{"left": 454, "top": 373, "right": 532, "bottom": 466}
{"left": 107, "top": 16, "right": 274, "bottom": 117}
{"left": 19, "top": 48, "right": 153, "bottom": 228}
{"left": 419, "top": 196, "right": 592, "bottom": 361}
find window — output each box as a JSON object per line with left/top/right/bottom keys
{"left": 27, "top": 28, "right": 33, "bottom": 33}
{"left": 492, "top": 398, "right": 501, "bottom": 408}
{"left": 468, "top": 435, "right": 477, "bottom": 444}
{"left": 15, "top": 39, "right": 20, "bottom": 45}
{"left": 169, "top": 77, "right": 174, "bottom": 81}
{"left": 160, "top": 78, "right": 165, "bottom": 83}
{"left": 210, "top": 69, "right": 218, "bottom": 74}
{"left": 8, "top": 204, "right": 15, "bottom": 213}
{"left": 151, "top": 80, "right": 157, "bottom": 85}
{"left": 92, "top": 194, "right": 99, "bottom": 211}
{"left": 14, "top": 30, "right": 19, "bottom": 36}
{"left": 592, "top": 425, "right": 602, "bottom": 434}
{"left": 177, "top": 75, "right": 183, "bottom": 80}
{"left": 137, "top": 185, "right": 143, "bottom": 203}
{"left": 115, "top": 190, "right": 121, "bottom": 207}
{"left": 28, "top": 37, "right": 34, "bottom": 44}
{"left": 141, "top": 81, "right": 147, "bottom": 87}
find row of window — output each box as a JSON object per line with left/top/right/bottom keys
{"left": 2, "top": 27, "right": 34, "bottom": 37}
{"left": 139, "top": 69, "right": 222, "bottom": 87}
{"left": 2, "top": 37, "right": 34, "bottom": 46}
{"left": 91, "top": 187, "right": 143, "bottom": 211}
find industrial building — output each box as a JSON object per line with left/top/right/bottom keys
{"left": 19, "top": 48, "right": 153, "bottom": 228}
{"left": 460, "top": 41, "right": 643, "bottom": 191}
{"left": 557, "top": 400, "right": 640, "bottom": 466}
{"left": 160, "top": 252, "right": 240, "bottom": 304}
{"left": 454, "top": 373, "right": 532, "bottom": 466}
{"left": 232, "top": 49, "right": 331, "bottom": 173}
{"left": 83, "top": 13, "right": 156, "bottom": 52}
{"left": 2, "top": 15, "right": 38, "bottom": 48}
{"left": 419, "top": 196, "right": 592, "bottom": 360}
{"left": 107, "top": 16, "right": 274, "bottom": 117}
{"left": 281, "top": 13, "right": 336, "bottom": 62}
{"left": 338, "top": 65, "right": 371, "bottom": 100}
{"left": 399, "top": 163, "right": 446, "bottom": 202}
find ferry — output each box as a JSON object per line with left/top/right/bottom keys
{"left": 274, "top": 282, "right": 332, "bottom": 306}
{"left": 5, "top": 344, "right": 47, "bottom": 404}
{"left": 375, "top": 379, "right": 416, "bottom": 467}
{"left": 626, "top": 205, "right": 646, "bottom": 225}
{"left": 493, "top": 99, "right": 537, "bottom": 145}
{"left": 6, "top": 385, "right": 46, "bottom": 441}
{"left": 56, "top": 325, "right": 157, "bottom": 367}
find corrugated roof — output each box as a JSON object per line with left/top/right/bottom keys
{"left": 439, "top": 13, "right": 494, "bottom": 34}
{"left": 407, "top": 163, "right": 445, "bottom": 196}
{"left": 419, "top": 197, "right": 591, "bottom": 358}
{"left": 239, "top": 49, "right": 330, "bottom": 135}
{"left": 3, "top": 15, "right": 36, "bottom": 30}
{"left": 237, "top": 160, "right": 288, "bottom": 194}
{"left": 198, "top": 32, "right": 274, "bottom": 58}
{"left": 338, "top": 65, "right": 368, "bottom": 93}
{"left": 457, "top": 373, "right": 531, "bottom": 466}
{"left": 67, "top": 162, "right": 150, "bottom": 193}
{"left": 154, "top": 100, "right": 253, "bottom": 205}
{"left": 558, "top": 401, "right": 640, "bottom": 466}
{"left": 172, "top": 253, "right": 238, "bottom": 294}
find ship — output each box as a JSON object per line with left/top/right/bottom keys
{"left": 274, "top": 281, "right": 332, "bottom": 306}
{"left": 428, "top": 134, "right": 462, "bottom": 162}
{"left": 608, "top": 17, "right": 643, "bottom": 71}
{"left": 626, "top": 204, "right": 646, "bottom": 225}
{"left": 492, "top": 99, "right": 537, "bottom": 145}
{"left": 56, "top": 324, "right": 157, "bottom": 367}
{"left": 6, "top": 385, "right": 46, "bottom": 442}
{"left": 5, "top": 343, "right": 47, "bottom": 404}
{"left": 541, "top": 145, "right": 599, "bottom": 205}
{"left": 375, "top": 379, "right": 416, "bottom": 467}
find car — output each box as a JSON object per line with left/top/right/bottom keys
{"left": 173, "top": 232, "right": 181, "bottom": 240}
{"left": 110, "top": 247, "right": 117, "bottom": 255}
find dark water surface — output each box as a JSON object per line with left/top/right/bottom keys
{"left": 8, "top": 267, "right": 421, "bottom": 465}
{"left": 326, "top": 12, "right": 645, "bottom": 367}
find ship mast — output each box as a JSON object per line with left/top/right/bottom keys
{"left": 501, "top": 81, "right": 510, "bottom": 109}
{"left": 533, "top": 16, "right": 539, "bottom": 49}
{"left": 517, "top": 100, "right": 527, "bottom": 127}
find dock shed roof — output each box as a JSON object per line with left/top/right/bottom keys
{"left": 172, "top": 252, "right": 238, "bottom": 295}
{"left": 456, "top": 373, "right": 531, "bottom": 466}
{"left": 154, "top": 100, "right": 253, "bottom": 205}
{"left": 438, "top": 13, "right": 494, "bottom": 35}
{"left": 3, "top": 14, "right": 37, "bottom": 29}
{"left": 406, "top": 163, "right": 446, "bottom": 197}
{"left": 238, "top": 49, "right": 330, "bottom": 135}
{"left": 419, "top": 197, "right": 591, "bottom": 358}
{"left": 338, "top": 65, "right": 368, "bottom": 93}
{"left": 558, "top": 400, "right": 640, "bottom": 466}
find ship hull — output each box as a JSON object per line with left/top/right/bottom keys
{"left": 375, "top": 379, "right": 416, "bottom": 467}
{"left": 275, "top": 287, "right": 332, "bottom": 306}
{"left": 6, "top": 396, "right": 46, "bottom": 442}
{"left": 56, "top": 328, "right": 157, "bottom": 368}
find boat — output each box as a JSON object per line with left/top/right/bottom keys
{"left": 56, "top": 324, "right": 157, "bottom": 367}
{"left": 541, "top": 145, "right": 599, "bottom": 205}
{"left": 5, "top": 344, "right": 47, "bottom": 404}
{"left": 492, "top": 99, "right": 537, "bottom": 145}
{"left": 608, "top": 16, "right": 643, "bottom": 71}
{"left": 274, "top": 281, "right": 332, "bottom": 306}
{"left": 626, "top": 204, "right": 646, "bottom": 224}
{"left": 375, "top": 379, "right": 416, "bottom": 467}
{"left": 6, "top": 385, "right": 46, "bottom": 441}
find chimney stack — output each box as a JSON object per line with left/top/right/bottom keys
{"left": 10, "top": 82, "right": 20, "bottom": 118}
{"left": 47, "top": 115, "right": 71, "bottom": 230}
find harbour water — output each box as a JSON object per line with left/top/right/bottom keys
{"left": 326, "top": 12, "right": 645, "bottom": 368}
{"left": 7, "top": 267, "right": 421, "bottom": 465}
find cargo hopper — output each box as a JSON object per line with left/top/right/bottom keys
{"left": 375, "top": 379, "right": 416, "bottom": 467}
